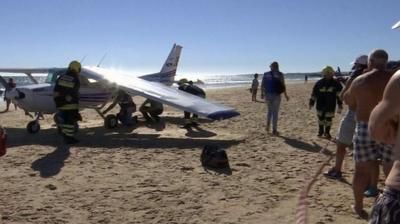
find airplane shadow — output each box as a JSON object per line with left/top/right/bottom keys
{"left": 160, "top": 116, "right": 214, "bottom": 126}
{"left": 185, "top": 126, "right": 217, "bottom": 138}
{"left": 31, "top": 145, "right": 70, "bottom": 178}
{"left": 6, "top": 125, "right": 240, "bottom": 150}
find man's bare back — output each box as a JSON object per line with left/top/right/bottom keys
{"left": 348, "top": 69, "right": 392, "bottom": 122}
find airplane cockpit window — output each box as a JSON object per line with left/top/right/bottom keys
{"left": 45, "top": 69, "right": 67, "bottom": 84}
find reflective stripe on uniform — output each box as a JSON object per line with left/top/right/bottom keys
{"left": 61, "top": 124, "right": 75, "bottom": 129}
{"left": 58, "top": 80, "right": 75, "bottom": 88}
{"left": 325, "top": 112, "right": 335, "bottom": 117}
{"left": 60, "top": 124, "right": 75, "bottom": 136}
{"left": 58, "top": 104, "right": 79, "bottom": 110}
{"left": 62, "top": 130, "right": 74, "bottom": 136}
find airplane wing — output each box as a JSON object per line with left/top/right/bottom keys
{"left": 83, "top": 66, "right": 240, "bottom": 120}
{"left": 0, "top": 68, "right": 52, "bottom": 84}
{"left": 0, "top": 68, "right": 50, "bottom": 74}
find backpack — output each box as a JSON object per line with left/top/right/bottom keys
{"left": 201, "top": 145, "right": 229, "bottom": 168}
{"left": 272, "top": 76, "right": 285, "bottom": 94}
{"left": 264, "top": 72, "right": 285, "bottom": 94}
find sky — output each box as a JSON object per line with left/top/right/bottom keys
{"left": 0, "top": 0, "right": 400, "bottom": 76}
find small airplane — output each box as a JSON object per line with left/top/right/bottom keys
{"left": 0, "top": 44, "right": 240, "bottom": 133}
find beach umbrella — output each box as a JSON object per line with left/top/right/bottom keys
{"left": 392, "top": 20, "right": 400, "bottom": 29}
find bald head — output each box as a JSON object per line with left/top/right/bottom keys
{"left": 369, "top": 49, "right": 388, "bottom": 70}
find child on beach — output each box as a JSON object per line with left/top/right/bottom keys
{"left": 251, "top": 73, "right": 259, "bottom": 102}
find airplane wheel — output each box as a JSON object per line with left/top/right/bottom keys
{"left": 104, "top": 114, "right": 118, "bottom": 129}
{"left": 27, "top": 121, "right": 40, "bottom": 134}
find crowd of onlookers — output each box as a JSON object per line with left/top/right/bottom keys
{"left": 252, "top": 48, "right": 400, "bottom": 222}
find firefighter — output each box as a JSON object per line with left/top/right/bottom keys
{"left": 53, "top": 61, "right": 82, "bottom": 144}
{"left": 102, "top": 89, "right": 137, "bottom": 126}
{"left": 309, "top": 66, "right": 343, "bottom": 139}
{"left": 178, "top": 79, "right": 205, "bottom": 127}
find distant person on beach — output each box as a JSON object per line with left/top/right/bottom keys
{"left": 344, "top": 49, "right": 394, "bottom": 217}
{"left": 4, "top": 78, "right": 17, "bottom": 112}
{"left": 103, "top": 90, "right": 137, "bottom": 126}
{"left": 305, "top": 75, "right": 308, "bottom": 83}
{"left": 309, "top": 66, "right": 343, "bottom": 139}
{"left": 139, "top": 99, "right": 163, "bottom": 123}
{"left": 251, "top": 73, "right": 259, "bottom": 102}
{"left": 324, "top": 55, "right": 368, "bottom": 180}
{"left": 178, "top": 79, "right": 206, "bottom": 127}
{"left": 261, "top": 61, "right": 289, "bottom": 135}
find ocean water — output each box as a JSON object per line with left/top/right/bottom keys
{"left": 191, "top": 73, "right": 321, "bottom": 89}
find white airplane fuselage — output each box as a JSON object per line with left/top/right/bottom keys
{"left": 8, "top": 69, "right": 115, "bottom": 114}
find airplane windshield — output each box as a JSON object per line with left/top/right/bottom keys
{"left": 45, "top": 69, "right": 67, "bottom": 84}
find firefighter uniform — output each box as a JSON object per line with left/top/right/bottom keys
{"left": 178, "top": 80, "right": 205, "bottom": 126}
{"left": 116, "top": 91, "right": 136, "bottom": 125}
{"left": 309, "top": 68, "right": 343, "bottom": 138}
{"left": 53, "top": 61, "right": 81, "bottom": 144}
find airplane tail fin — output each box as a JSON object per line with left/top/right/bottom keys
{"left": 160, "top": 43, "right": 182, "bottom": 74}
{"left": 140, "top": 44, "right": 182, "bottom": 86}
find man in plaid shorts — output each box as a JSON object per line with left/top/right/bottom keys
{"left": 344, "top": 49, "right": 394, "bottom": 218}
{"left": 368, "top": 21, "right": 400, "bottom": 224}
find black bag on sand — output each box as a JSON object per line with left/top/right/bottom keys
{"left": 201, "top": 145, "right": 229, "bottom": 169}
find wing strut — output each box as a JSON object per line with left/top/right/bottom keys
{"left": 26, "top": 73, "right": 39, "bottom": 84}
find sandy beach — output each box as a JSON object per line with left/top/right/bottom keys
{"left": 0, "top": 83, "right": 382, "bottom": 224}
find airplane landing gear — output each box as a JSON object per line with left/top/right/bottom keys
{"left": 104, "top": 114, "right": 118, "bottom": 129}
{"left": 26, "top": 113, "right": 43, "bottom": 134}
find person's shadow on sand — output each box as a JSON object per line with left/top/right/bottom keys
{"left": 279, "top": 136, "right": 326, "bottom": 154}
{"left": 31, "top": 146, "right": 70, "bottom": 178}
{"left": 185, "top": 126, "right": 217, "bottom": 138}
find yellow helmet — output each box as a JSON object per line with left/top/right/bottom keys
{"left": 68, "top": 60, "right": 81, "bottom": 74}
{"left": 178, "top": 78, "right": 188, "bottom": 86}
{"left": 322, "top": 66, "right": 334, "bottom": 75}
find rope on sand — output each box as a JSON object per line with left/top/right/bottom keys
{"left": 296, "top": 140, "right": 334, "bottom": 224}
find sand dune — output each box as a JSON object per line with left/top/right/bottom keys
{"left": 0, "top": 83, "right": 380, "bottom": 223}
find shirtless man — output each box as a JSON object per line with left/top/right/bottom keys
{"left": 369, "top": 70, "right": 400, "bottom": 223}
{"left": 368, "top": 22, "right": 400, "bottom": 224}
{"left": 344, "top": 49, "right": 394, "bottom": 217}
